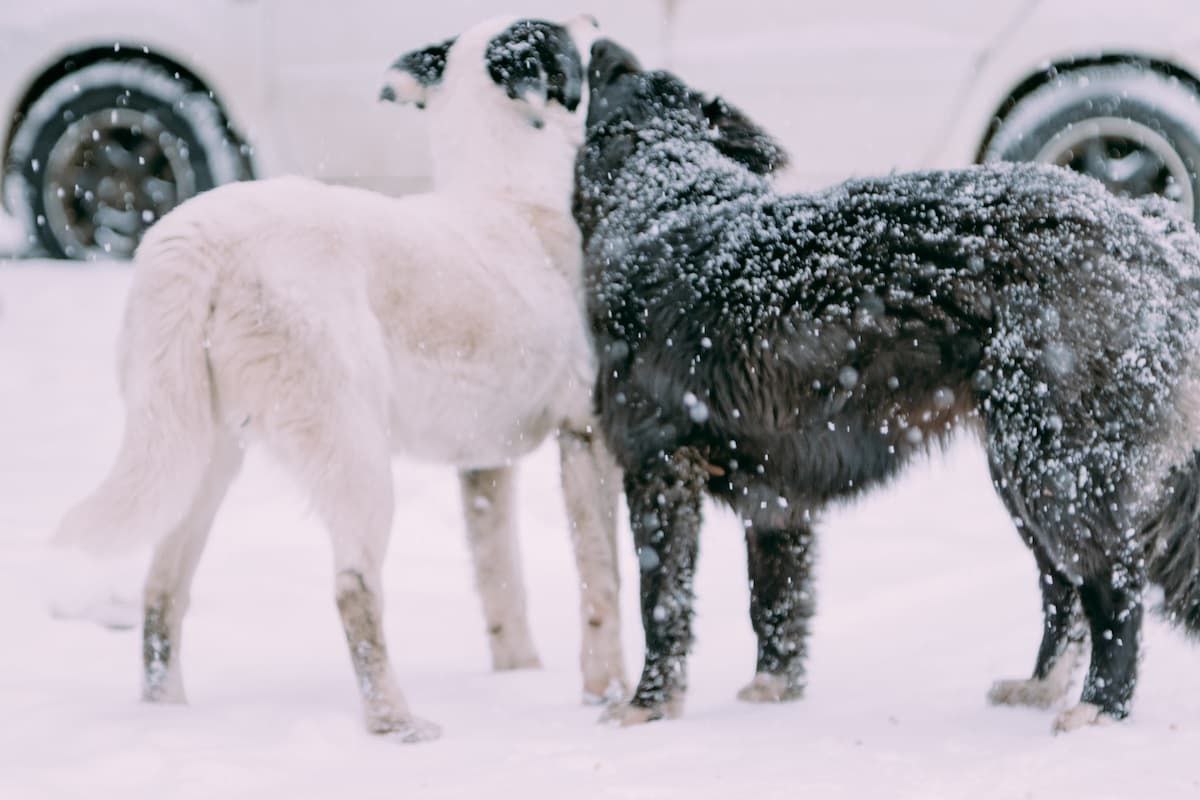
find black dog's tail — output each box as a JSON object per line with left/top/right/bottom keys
{"left": 1147, "top": 452, "right": 1200, "bottom": 635}
{"left": 1138, "top": 195, "right": 1200, "bottom": 633}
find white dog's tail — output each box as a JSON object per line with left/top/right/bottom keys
{"left": 55, "top": 227, "right": 220, "bottom": 554}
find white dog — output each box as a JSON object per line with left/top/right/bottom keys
{"left": 55, "top": 15, "right": 624, "bottom": 742}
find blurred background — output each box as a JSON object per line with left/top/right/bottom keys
{"left": 2, "top": 0, "right": 1200, "bottom": 260}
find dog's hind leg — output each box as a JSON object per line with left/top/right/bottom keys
{"left": 1053, "top": 567, "right": 1144, "bottom": 733}
{"left": 987, "top": 510, "right": 1088, "bottom": 710}
{"left": 142, "top": 433, "right": 244, "bottom": 704}
{"left": 737, "top": 512, "right": 816, "bottom": 704}
{"left": 459, "top": 466, "right": 542, "bottom": 671}
{"left": 559, "top": 426, "right": 627, "bottom": 704}
{"left": 269, "top": 401, "right": 439, "bottom": 742}
{"left": 984, "top": 420, "right": 1141, "bottom": 730}
{"left": 602, "top": 448, "right": 706, "bottom": 726}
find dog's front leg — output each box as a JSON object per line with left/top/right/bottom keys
{"left": 559, "top": 426, "right": 628, "bottom": 704}
{"left": 603, "top": 448, "right": 706, "bottom": 726}
{"left": 737, "top": 514, "right": 816, "bottom": 703}
{"left": 459, "top": 466, "right": 541, "bottom": 671}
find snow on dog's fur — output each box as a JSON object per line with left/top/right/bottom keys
{"left": 574, "top": 40, "right": 1200, "bottom": 733}
{"left": 54, "top": 16, "right": 623, "bottom": 741}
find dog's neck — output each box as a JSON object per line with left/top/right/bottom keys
{"left": 425, "top": 99, "right": 583, "bottom": 284}
{"left": 428, "top": 115, "right": 578, "bottom": 211}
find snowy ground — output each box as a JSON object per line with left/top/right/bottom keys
{"left": 2, "top": 259, "right": 1199, "bottom": 800}
{"left": 0, "top": 212, "right": 27, "bottom": 258}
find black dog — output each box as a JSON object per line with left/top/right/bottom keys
{"left": 574, "top": 39, "right": 1200, "bottom": 732}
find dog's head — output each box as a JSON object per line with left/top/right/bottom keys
{"left": 381, "top": 16, "right": 598, "bottom": 128}
{"left": 380, "top": 16, "right": 600, "bottom": 196}
{"left": 584, "top": 38, "right": 787, "bottom": 176}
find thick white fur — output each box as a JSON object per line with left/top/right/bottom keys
{"left": 55, "top": 16, "right": 623, "bottom": 738}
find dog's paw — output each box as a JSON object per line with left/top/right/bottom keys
{"left": 1051, "top": 703, "right": 1111, "bottom": 734}
{"left": 367, "top": 713, "right": 442, "bottom": 743}
{"left": 141, "top": 682, "right": 186, "bottom": 705}
{"left": 599, "top": 697, "right": 683, "bottom": 727}
{"left": 488, "top": 633, "right": 542, "bottom": 671}
{"left": 583, "top": 676, "right": 628, "bottom": 706}
{"left": 987, "top": 677, "right": 1066, "bottom": 709}
{"left": 491, "top": 651, "right": 543, "bottom": 671}
{"left": 736, "top": 672, "right": 805, "bottom": 704}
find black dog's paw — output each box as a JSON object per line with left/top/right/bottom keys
{"left": 987, "top": 676, "right": 1070, "bottom": 710}
{"left": 736, "top": 672, "right": 805, "bottom": 704}
{"left": 1051, "top": 702, "right": 1117, "bottom": 734}
{"left": 599, "top": 696, "right": 685, "bottom": 727}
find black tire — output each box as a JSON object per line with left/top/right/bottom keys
{"left": 984, "top": 65, "right": 1200, "bottom": 226}
{"left": 4, "top": 60, "right": 249, "bottom": 260}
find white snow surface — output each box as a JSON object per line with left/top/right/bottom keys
{"left": 2, "top": 260, "right": 1200, "bottom": 798}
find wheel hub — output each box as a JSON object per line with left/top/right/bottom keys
{"left": 43, "top": 108, "right": 196, "bottom": 259}
{"left": 1034, "top": 116, "right": 1195, "bottom": 220}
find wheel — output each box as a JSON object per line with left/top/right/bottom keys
{"left": 984, "top": 65, "right": 1200, "bottom": 225}
{"left": 4, "top": 60, "right": 249, "bottom": 260}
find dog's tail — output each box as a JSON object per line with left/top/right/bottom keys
{"left": 1147, "top": 451, "right": 1200, "bottom": 635}
{"left": 55, "top": 222, "right": 220, "bottom": 555}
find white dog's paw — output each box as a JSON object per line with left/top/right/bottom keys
{"left": 141, "top": 675, "right": 187, "bottom": 705}
{"left": 736, "top": 672, "right": 805, "bottom": 704}
{"left": 1051, "top": 703, "right": 1111, "bottom": 734}
{"left": 583, "top": 676, "right": 628, "bottom": 706}
{"left": 490, "top": 649, "right": 542, "bottom": 672}
{"left": 488, "top": 627, "right": 542, "bottom": 672}
{"left": 599, "top": 697, "right": 684, "bottom": 727}
{"left": 367, "top": 713, "right": 442, "bottom": 743}
{"left": 987, "top": 677, "right": 1067, "bottom": 710}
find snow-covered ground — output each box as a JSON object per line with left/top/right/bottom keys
{"left": 2, "top": 259, "right": 1199, "bottom": 799}
{"left": 0, "top": 212, "right": 27, "bottom": 258}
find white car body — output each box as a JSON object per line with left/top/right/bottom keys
{"left": 666, "top": 0, "right": 1200, "bottom": 189}
{"left": 2, "top": 0, "right": 1199, "bottom": 207}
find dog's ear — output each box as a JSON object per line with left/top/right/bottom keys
{"left": 701, "top": 96, "right": 789, "bottom": 175}
{"left": 485, "top": 19, "right": 585, "bottom": 126}
{"left": 380, "top": 37, "right": 457, "bottom": 109}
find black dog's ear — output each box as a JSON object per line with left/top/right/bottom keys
{"left": 380, "top": 37, "right": 457, "bottom": 109}
{"left": 701, "top": 96, "right": 789, "bottom": 175}
{"left": 485, "top": 19, "right": 584, "bottom": 122}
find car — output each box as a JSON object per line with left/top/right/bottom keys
{"left": 3, "top": 0, "right": 1200, "bottom": 260}
{"left": 667, "top": 0, "right": 1200, "bottom": 212}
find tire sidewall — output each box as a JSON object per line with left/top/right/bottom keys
{"left": 10, "top": 63, "right": 238, "bottom": 259}
{"left": 989, "top": 72, "right": 1200, "bottom": 226}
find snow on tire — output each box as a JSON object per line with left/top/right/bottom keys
{"left": 4, "top": 60, "right": 249, "bottom": 260}
{"left": 984, "top": 65, "right": 1200, "bottom": 226}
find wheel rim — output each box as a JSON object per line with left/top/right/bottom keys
{"left": 42, "top": 108, "right": 197, "bottom": 259}
{"left": 1033, "top": 116, "right": 1195, "bottom": 220}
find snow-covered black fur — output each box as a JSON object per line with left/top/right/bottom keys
{"left": 390, "top": 38, "right": 456, "bottom": 87}
{"left": 574, "top": 39, "right": 1200, "bottom": 731}
{"left": 484, "top": 19, "right": 585, "bottom": 113}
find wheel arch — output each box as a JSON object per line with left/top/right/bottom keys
{"left": 973, "top": 53, "right": 1200, "bottom": 164}
{"left": 2, "top": 43, "right": 255, "bottom": 206}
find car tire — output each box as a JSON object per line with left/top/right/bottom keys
{"left": 4, "top": 60, "right": 249, "bottom": 260}
{"left": 984, "top": 65, "right": 1200, "bottom": 226}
